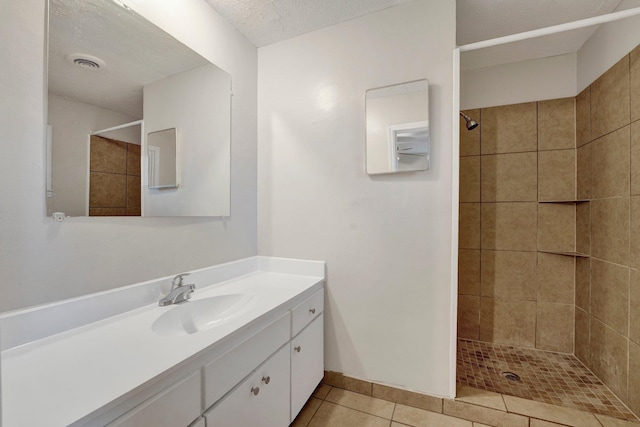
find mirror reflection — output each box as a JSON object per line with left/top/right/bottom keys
{"left": 88, "top": 121, "right": 142, "bottom": 216}
{"left": 365, "top": 79, "right": 430, "bottom": 175}
{"left": 46, "top": 0, "right": 231, "bottom": 217}
{"left": 147, "top": 128, "right": 178, "bottom": 189}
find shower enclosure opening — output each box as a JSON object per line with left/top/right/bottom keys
{"left": 454, "top": 6, "right": 640, "bottom": 422}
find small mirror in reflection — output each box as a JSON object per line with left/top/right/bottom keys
{"left": 147, "top": 128, "right": 178, "bottom": 189}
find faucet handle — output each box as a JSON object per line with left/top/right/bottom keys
{"left": 172, "top": 273, "right": 190, "bottom": 287}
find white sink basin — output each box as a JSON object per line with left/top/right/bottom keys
{"left": 152, "top": 294, "right": 254, "bottom": 337}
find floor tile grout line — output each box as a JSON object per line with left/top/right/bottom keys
{"left": 322, "top": 398, "right": 397, "bottom": 421}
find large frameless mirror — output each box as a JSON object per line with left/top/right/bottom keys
{"left": 46, "top": 0, "right": 231, "bottom": 217}
{"left": 365, "top": 79, "right": 430, "bottom": 175}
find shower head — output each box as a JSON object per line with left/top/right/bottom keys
{"left": 459, "top": 112, "right": 479, "bottom": 131}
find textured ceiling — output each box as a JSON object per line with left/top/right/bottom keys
{"left": 49, "top": 0, "right": 208, "bottom": 117}
{"left": 204, "top": 0, "right": 631, "bottom": 70}
{"left": 203, "top": 0, "right": 416, "bottom": 47}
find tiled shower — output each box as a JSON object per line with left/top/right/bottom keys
{"left": 457, "top": 44, "right": 640, "bottom": 418}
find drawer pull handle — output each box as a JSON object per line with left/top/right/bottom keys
{"left": 309, "top": 308, "right": 316, "bottom": 314}
{"left": 262, "top": 376, "right": 271, "bottom": 385}
{"left": 251, "top": 386, "right": 260, "bottom": 396}
{"left": 294, "top": 346, "right": 301, "bottom": 353}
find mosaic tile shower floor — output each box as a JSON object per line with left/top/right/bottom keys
{"left": 457, "top": 339, "right": 638, "bottom": 422}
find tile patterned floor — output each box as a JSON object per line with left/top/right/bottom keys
{"left": 292, "top": 382, "right": 640, "bottom": 427}
{"left": 457, "top": 338, "right": 638, "bottom": 422}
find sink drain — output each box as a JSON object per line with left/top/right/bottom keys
{"left": 501, "top": 371, "right": 521, "bottom": 382}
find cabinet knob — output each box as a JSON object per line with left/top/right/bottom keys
{"left": 262, "top": 376, "right": 271, "bottom": 385}
{"left": 251, "top": 386, "right": 260, "bottom": 396}
{"left": 294, "top": 346, "right": 301, "bottom": 353}
{"left": 309, "top": 308, "right": 316, "bottom": 314}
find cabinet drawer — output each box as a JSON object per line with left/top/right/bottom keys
{"left": 203, "top": 312, "right": 290, "bottom": 409}
{"left": 204, "top": 344, "right": 290, "bottom": 427}
{"left": 107, "top": 371, "right": 200, "bottom": 427}
{"left": 291, "top": 313, "right": 324, "bottom": 421}
{"left": 291, "top": 288, "right": 323, "bottom": 337}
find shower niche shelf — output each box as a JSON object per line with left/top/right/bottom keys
{"left": 538, "top": 199, "right": 589, "bottom": 204}
{"left": 538, "top": 250, "right": 589, "bottom": 258}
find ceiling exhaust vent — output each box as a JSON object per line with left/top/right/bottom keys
{"left": 66, "top": 53, "right": 106, "bottom": 70}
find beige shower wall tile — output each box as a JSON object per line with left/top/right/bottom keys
{"left": 536, "top": 302, "right": 574, "bottom": 353}
{"left": 127, "top": 143, "right": 141, "bottom": 176}
{"left": 90, "top": 136, "right": 127, "bottom": 174}
{"left": 458, "top": 249, "right": 480, "bottom": 296}
{"left": 631, "top": 269, "right": 640, "bottom": 345}
{"left": 591, "top": 55, "right": 630, "bottom": 140}
{"left": 591, "top": 126, "right": 630, "bottom": 198}
{"left": 481, "top": 102, "right": 537, "bottom": 154}
{"left": 590, "top": 317, "right": 628, "bottom": 402}
{"left": 480, "top": 250, "right": 537, "bottom": 300}
{"left": 628, "top": 340, "right": 640, "bottom": 415}
{"left": 89, "top": 207, "right": 127, "bottom": 216}
{"left": 576, "top": 202, "right": 590, "bottom": 255}
{"left": 575, "top": 307, "right": 590, "bottom": 365}
{"left": 480, "top": 297, "right": 536, "bottom": 347}
{"left": 577, "top": 143, "right": 591, "bottom": 200}
{"left": 461, "top": 109, "right": 481, "bottom": 156}
{"left": 591, "top": 258, "right": 629, "bottom": 336}
{"left": 632, "top": 196, "right": 640, "bottom": 269}
{"left": 481, "top": 152, "right": 537, "bottom": 202}
{"left": 591, "top": 197, "right": 630, "bottom": 266}
{"left": 538, "top": 97, "right": 575, "bottom": 151}
{"left": 631, "top": 121, "right": 640, "bottom": 195}
{"left": 538, "top": 149, "right": 576, "bottom": 201}
{"left": 537, "top": 253, "right": 574, "bottom": 304}
{"left": 575, "top": 257, "right": 591, "bottom": 311}
{"left": 89, "top": 172, "right": 126, "bottom": 208}
{"left": 458, "top": 295, "right": 480, "bottom": 340}
{"left": 537, "top": 203, "right": 575, "bottom": 253}
{"left": 459, "top": 203, "right": 481, "bottom": 249}
{"left": 631, "top": 45, "right": 640, "bottom": 123}
{"left": 481, "top": 203, "right": 537, "bottom": 251}
{"left": 460, "top": 156, "right": 480, "bottom": 202}
{"left": 126, "top": 175, "right": 141, "bottom": 211}
{"left": 576, "top": 87, "right": 591, "bottom": 147}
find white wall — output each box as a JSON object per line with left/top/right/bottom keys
{"left": 461, "top": 53, "right": 577, "bottom": 110}
{"left": 577, "top": 0, "right": 640, "bottom": 92}
{"left": 47, "top": 93, "right": 139, "bottom": 216}
{"left": 0, "top": 0, "right": 257, "bottom": 312}
{"left": 257, "top": 0, "right": 456, "bottom": 397}
{"left": 143, "top": 64, "right": 231, "bottom": 216}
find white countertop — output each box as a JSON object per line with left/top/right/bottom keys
{"left": 1, "top": 257, "right": 324, "bottom": 427}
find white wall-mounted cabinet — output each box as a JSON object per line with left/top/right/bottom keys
{"left": 204, "top": 345, "right": 290, "bottom": 426}
{"left": 92, "top": 287, "right": 324, "bottom": 427}
{"left": 107, "top": 371, "right": 201, "bottom": 427}
{"left": 291, "top": 313, "right": 324, "bottom": 420}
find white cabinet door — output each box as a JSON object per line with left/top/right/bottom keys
{"left": 107, "top": 371, "right": 201, "bottom": 427}
{"left": 205, "top": 345, "right": 290, "bottom": 427}
{"left": 290, "top": 313, "right": 324, "bottom": 421}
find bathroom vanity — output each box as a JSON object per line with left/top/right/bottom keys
{"left": 0, "top": 257, "right": 325, "bottom": 427}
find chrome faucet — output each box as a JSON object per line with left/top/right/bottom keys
{"left": 159, "top": 273, "right": 196, "bottom": 306}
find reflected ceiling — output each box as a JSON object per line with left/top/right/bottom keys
{"left": 49, "top": 0, "right": 208, "bottom": 117}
